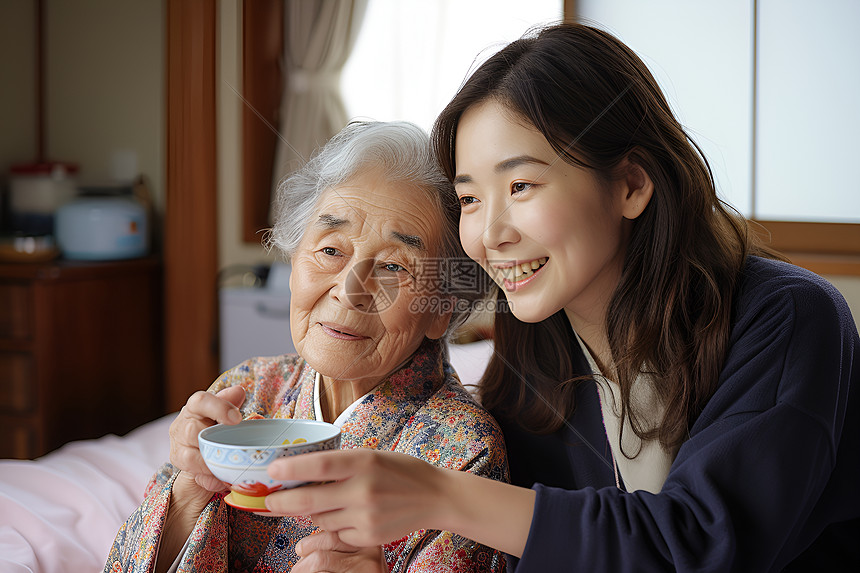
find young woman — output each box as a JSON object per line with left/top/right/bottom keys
{"left": 263, "top": 23, "right": 860, "bottom": 572}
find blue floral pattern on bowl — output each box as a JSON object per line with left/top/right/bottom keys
{"left": 198, "top": 419, "right": 341, "bottom": 493}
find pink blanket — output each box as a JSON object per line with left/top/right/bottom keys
{"left": 0, "top": 414, "right": 174, "bottom": 573}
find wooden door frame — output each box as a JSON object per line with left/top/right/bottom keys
{"left": 242, "top": 0, "right": 284, "bottom": 242}
{"left": 165, "top": 0, "right": 219, "bottom": 412}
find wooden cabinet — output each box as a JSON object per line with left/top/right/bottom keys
{"left": 0, "top": 257, "right": 164, "bottom": 459}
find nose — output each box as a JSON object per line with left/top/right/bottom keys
{"left": 332, "top": 258, "right": 374, "bottom": 310}
{"left": 481, "top": 201, "right": 520, "bottom": 252}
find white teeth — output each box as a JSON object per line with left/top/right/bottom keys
{"left": 500, "top": 258, "right": 548, "bottom": 281}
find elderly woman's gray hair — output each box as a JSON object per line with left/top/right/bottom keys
{"left": 267, "top": 120, "right": 486, "bottom": 338}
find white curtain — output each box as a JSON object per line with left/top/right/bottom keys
{"left": 271, "top": 0, "right": 368, "bottom": 209}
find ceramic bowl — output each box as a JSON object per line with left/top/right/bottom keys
{"left": 198, "top": 418, "right": 341, "bottom": 511}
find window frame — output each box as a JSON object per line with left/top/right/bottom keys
{"left": 752, "top": 221, "right": 860, "bottom": 276}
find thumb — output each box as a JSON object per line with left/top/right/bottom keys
{"left": 215, "top": 385, "right": 246, "bottom": 409}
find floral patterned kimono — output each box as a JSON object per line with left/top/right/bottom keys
{"left": 105, "top": 338, "right": 508, "bottom": 572}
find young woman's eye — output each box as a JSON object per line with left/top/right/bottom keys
{"left": 458, "top": 195, "right": 478, "bottom": 207}
{"left": 512, "top": 181, "right": 534, "bottom": 194}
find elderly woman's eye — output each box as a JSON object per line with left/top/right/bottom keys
{"left": 321, "top": 247, "right": 339, "bottom": 256}
{"left": 382, "top": 263, "right": 406, "bottom": 273}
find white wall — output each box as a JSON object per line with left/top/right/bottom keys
{"left": 0, "top": 0, "right": 163, "bottom": 236}
{"left": 44, "top": 0, "right": 164, "bottom": 207}
{"left": 577, "top": 0, "right": 860, "bottom": 224}
{"left": 755, "top": 0, "right": 860, "bottom": 221}
{"left": 577, "top": 0, "right": 753, "bottom": 216}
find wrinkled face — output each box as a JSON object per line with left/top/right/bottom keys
{"left": 454, "top": 100, "right": 631, "bottom": 326}
{"left": 289, "top": 169, "right": 450, "bottom": 386}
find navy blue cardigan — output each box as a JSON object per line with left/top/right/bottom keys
{"left": 496, "top": 257, "right": 859, "bottom": 571}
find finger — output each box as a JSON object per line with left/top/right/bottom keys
{"left": 215, "top": 385, "right": 246, "bottom": 411}
{"left": 265, "top": 480, "right": 347, "bottom": 517}
{"left": 295, "top": 531, "right": 356, "bottom": 557}
{"left": 194, "top": 472, "right": 230, "bottom": 492}
{"left": 168, "top": 388, "right": 245, "bottom": 474}
{"left": 169, "top": 423, "right": 210, "bottom": 476}
{"left": 309, "top": 505, "right": 408, "bottom": 548}
{"left": 330, "top": 527, "right": 378, "bottom": 549}
{"left": 309, "top": 509, "right": 387, "bottom": 548}
{"left": 172, "top": 471, "right": 221, "bottom": 508}
{"left": 170, "top": 443, "right": 213, "bottom": 477}
{"left": 290, "top": 552, "right": 339, "bottom": 573}
{"left": 268, "top": 449, "right": 372, "bottom": 483}
{"left": 184, "top": 388, "right": 244, "bottom": 426}
{"left": 169, "top": 414, "right": 221, "bottom": 472}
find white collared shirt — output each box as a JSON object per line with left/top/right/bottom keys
{"left": 574, "top": 331, "right": 679, "bottom": 493}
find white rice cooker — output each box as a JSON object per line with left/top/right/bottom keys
{"left": 55, "top": 196, "right": 149, "bottom": 260}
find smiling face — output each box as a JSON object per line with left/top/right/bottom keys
{"left": 289, "top": 168, "right": 450, "bottom": 391}
{"left": 454, "top": 100, "right": 637, "bottom": 330}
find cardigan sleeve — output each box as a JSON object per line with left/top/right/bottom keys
{"left": 513, "top": 267, "right": 859, "bottom": 572}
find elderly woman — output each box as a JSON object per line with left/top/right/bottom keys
{"left": 103, "top": 121, "right": 508, "bottom": 573}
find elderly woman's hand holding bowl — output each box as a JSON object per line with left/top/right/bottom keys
{"left": 104, "top": 121, "right": 509, "bottom": 573}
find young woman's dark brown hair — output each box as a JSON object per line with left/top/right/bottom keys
{"left": 263, "top": 22, "right": 859, "bottom": 572}
{"left": 433, "top": 23, "right": 777, "bottom": 451}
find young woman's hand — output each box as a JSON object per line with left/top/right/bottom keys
{"left": 264, "top": 449, "right": 448, "bottom": 547}
{"left": 292, "top": 531, "right": 387, "bottom": 573}
{"left": 264, "top": 448, "right": 536, "bottom": 557}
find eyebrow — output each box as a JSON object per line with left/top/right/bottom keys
{"left": 316, "top": 213, "right": 348, "bottom": 228}
{"left": 452, "top": 154, "right": 550, "bottom": 186}
{"left": 316, "top": 213, "right": 424, "bottom": 251}
{"left": 495, "top": 155, "right": 550, "bottom": 173}
{"left": 452, "top": 174, "right": 472, "bottom": 186}
{"left": 391, "top": 231, "right": 425, "bottom": 251}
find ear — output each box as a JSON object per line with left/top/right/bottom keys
{"left": 425, "top": 296, "right": 454, "bottom": 340}
{"left": 619, "top": 155, "right": 654, "bottom": 220}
